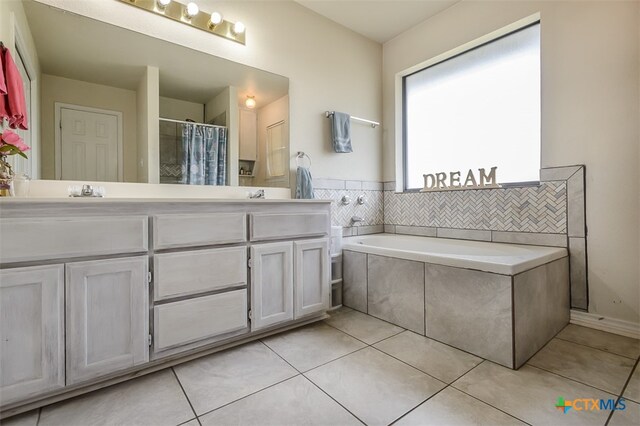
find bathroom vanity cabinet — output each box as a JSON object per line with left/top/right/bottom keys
{"left": 0, "top": 198, "right": 331, "bottom": 416}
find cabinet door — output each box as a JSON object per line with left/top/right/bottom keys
{"left": 66, "top": 256, "right": 148, "bottom": 385}
{"left": 239, "top": 109, "right": 257, "bottom": 161}
{"left": 294, "top": 239, "right": 330, "bottom": 319}
{"left": 250, "top": 242, "right": 293, "bottom": 331}
{"left": 0, "top": 265, "right": 65, "bottom": 404}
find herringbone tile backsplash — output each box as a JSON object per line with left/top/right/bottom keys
{"left": 384, "top": 182, "right": 567, "bottom": 234}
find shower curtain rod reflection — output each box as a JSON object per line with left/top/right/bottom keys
{"left": 159, "top": 117, "right": 227, "bottom": 129}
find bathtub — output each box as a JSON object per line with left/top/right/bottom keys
{"left": 342, "top": 233, "right": 567, "bottom": 275}
{"left": 341, "top": 233, "right": 570, "bottom": 368}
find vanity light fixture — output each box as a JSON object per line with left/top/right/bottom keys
{"left": 184, "top": 2, "right": 199, "bottom": 19}
{"left": 119, "top": 0, "right": 246, "bottom": 45}
{"left": 245, "top": 96, "right": 256, "bottom": 109}
{"left": 233, "top": 21, "right": 245, "bottom": 35}
{"left": 208, "top": 12, "right": 223, "bottom": 28}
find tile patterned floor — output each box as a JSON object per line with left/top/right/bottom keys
{"left": 2, "top": 311, "right": 639, "bottom": 426}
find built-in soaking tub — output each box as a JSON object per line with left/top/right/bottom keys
{"left": 341, "top": 234, "right": 570, "bottom": 369}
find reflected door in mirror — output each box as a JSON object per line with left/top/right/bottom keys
{"left": 59, "top": 107, "right": 121, "bottom": 182}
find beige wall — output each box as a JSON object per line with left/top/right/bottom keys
{"left": 159, "top": 97, "right": 204, "bottom": 123}
{"left": 205, "top": 87, "right": 239, "bottom": 184}
{"left": 0, "top": 0, "right": 41, "bottom": 178}
{"left": 40, "top": 74, "right": 138, "bottom": 181}
{"left": 136, "top": 66, "right": 159, "bottom": 183}
{"left": 255, "top": 95, "right": 290, "bottom": 188}
{"left": 383, "top": 1, "right": 640, "bottom": 324}
{"left": 38, "top": 0, "right": 383, "bottom": 187}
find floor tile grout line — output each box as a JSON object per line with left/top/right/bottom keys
{"left": 176, "top": 418, "right": 198, "bottom": 426}
{"left": 526, "top": 363, "right": 625, "bottom": 397}
{"left": 323, "top": 317, "right": 406, "bottom": 347}
{"left": 170, "top": 367, "right": 202, "bottom": 426}
{"left": 554, "top": 336, "right": 639, "bottom": 360}
{"left": 388, "top": 385, "right": 449, "bottom": 426}
{"left": 605, "top": 356, "right": 640, "bottom": 426}
{"left": 195, "top": 373, "right": 302, "bottom": 419}
{"left": 368, "top": 345, "right": 450, "bottom": 385}
{"left": 36, "top": 407, "right": 41, "bottom": 426}
{"left": 448, "top": 362, "right": 533, "bottom": 426}
{"left": 300, "top": 374, "right": 367, "bottom": 426}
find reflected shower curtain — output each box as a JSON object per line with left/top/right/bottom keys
{"left": 180, "top": 124, "right": 227, "bottom": 185}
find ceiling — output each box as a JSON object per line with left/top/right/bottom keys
{"left": 295, "top": 0, "right": 460, "bottom": 44}
{"left": 24, "top": 1, "right": 288, "bottom": 107}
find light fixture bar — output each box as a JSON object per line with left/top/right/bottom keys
{"left": 118, "top": 0, "right": 246, "bottom": 45}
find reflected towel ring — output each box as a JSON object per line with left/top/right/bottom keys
{"left": 296, "top": 151, "right": 311, "bottom": 169}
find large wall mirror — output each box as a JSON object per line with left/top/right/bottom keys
{"left": 10, "top": 0, "right": 290, "bottom": 188}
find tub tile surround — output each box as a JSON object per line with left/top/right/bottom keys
{"left": 316, "top": 165, "right": 588, "bottom": 310}
{"left": 8, "top": 312, "right": 638, "bottom": 426}
{"left": 343, "top": 248, "right": 570, "bottom": 368}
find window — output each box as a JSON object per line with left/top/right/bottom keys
{"left": 403, "top": 23, "right": 540, "bottom": 190}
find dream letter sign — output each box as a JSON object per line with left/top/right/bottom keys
{"left": 421, "top": 167, "right": 499, "bottom": 192}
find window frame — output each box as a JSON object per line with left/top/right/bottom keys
{"left": 398, "top": 17, "right": 541, "bottom": 193}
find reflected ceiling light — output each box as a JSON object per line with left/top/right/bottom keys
{"left": 208, "top": 12, "right": 223, "bottom": 28}
{"left": 185, "top": 2, "right": 199, "bottom": 19}
{"left": 233, "top": 21, "right": 245, "bottom": 35}
{"left": 118, "top": 0, "right": 246, "bottom": 45}
{"left": 245, "top": 96, "right": 256, "bottom": 109}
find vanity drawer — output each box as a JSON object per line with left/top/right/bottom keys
{"left": 0, "top": 216, "right": 148, "bottom": 263}
{"left": 250, "top": 212, "right": 329, "bottom": 241}
{"left": 153, "top": 247, "right": 247, "bottom": 301}
{"left": 153, "top": 213, "right": 246, "bottom": 249}
{"left": 153, "top": 289, "right": 248, "bottom": 352}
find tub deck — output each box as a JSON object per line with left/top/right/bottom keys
{"left": 342, "top": 234, "right": 567, "bottom": 275}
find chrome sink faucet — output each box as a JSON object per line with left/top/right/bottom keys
{"left": 248, "top": 189, "right": 265, "bottom": 199}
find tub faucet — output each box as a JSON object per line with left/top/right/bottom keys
{"left": 248, "top": 189, "right": 265, "bottom": 199}
{"left": 351, "top": 216, "right": 364, "bottom": 225}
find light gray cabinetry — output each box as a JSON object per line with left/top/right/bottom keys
{"left": 153, "top": 247, "right": 247, "bottom": 301}
{"left": 0, "top": 265, "right": 65, "bottom": 405}
{"left": 65, "top": 256, "right": 149, "bottom": 385}
{"left": 154, "top": 290, "right": 248, "bottom": 352}
{"left": 251, "top": 238, "right": 330, "bottom": 331}
{"left": 250, "top": 242, "right": 294, "bottom": 331}
{"left": 294, "top": 239, "right": 330, "bottom": 319}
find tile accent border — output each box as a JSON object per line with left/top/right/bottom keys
{"left": 314, "top": 166, "right": 587, "bottom": 311}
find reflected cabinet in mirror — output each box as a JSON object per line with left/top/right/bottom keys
{"left": 10, "top": 0, "right": 290, "bottom": 188}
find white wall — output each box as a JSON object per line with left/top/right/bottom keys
{"left": 40, "top": 74, "right": 138, "bottom": 181}
{"left": 383, "top": 1, "right": 640, "bottom": 324}
{"left": 255, "top": 95, "right": 290, "bottom": 188}
{"left": 136, "top": 65, "right": 159, "bottom": 184}
{"left": 205, "top": 86, "right": 239, "bottom": 185}
{"left": 159, "top": 97, "right": 204, "bottom": 123}
{"left": 36, "top": 0, "right": 383, "bottom": 186}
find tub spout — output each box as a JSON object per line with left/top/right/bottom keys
{"left": 351, "top": 216, "right": 364, "bottom": 225}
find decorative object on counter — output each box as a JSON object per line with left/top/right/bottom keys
{"left": 421, "top": 167, "right": 500, "bottom": 192}
{"left": 68, "top": 184, "right": 106, "bottom": 198}
{"left": 0, "top": 129, "right": 31, "bottom": 196}
{"left": 118, "top": 0, "right": 246, "bottom": 45}
{"left": 12, "top": 173, "right": 31, "bottom": 197}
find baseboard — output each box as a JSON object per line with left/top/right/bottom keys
{"left": 570, "top": 310, "right": 640, "bottom": 339}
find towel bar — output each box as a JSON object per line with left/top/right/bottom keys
{"left": 325, "top": 111, "right": 380, "bottom": 128}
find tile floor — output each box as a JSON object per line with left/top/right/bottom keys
{"left": 2, "top": 307, "right": 639, "bottom": 426}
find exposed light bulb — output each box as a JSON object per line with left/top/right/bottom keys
{"left": 156, "top": 0, "right": 171, "bottom": 9}
{"left": 233, "top": 21, "right": 245, "bottom": 35}
{"left": 185, "top": 2, "right": 199, "bottom": 18}
{"left": 209, "top": 12, "right": 223, "bottom": 26}
{"left": 245, "top": 96, "right": 256, "bottom": 109}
